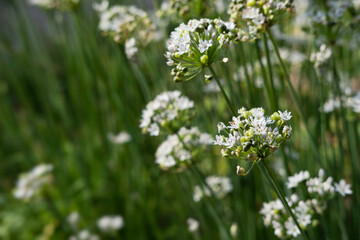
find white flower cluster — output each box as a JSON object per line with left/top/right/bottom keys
{"left": 69, "top": 229, "right": 99, "bottom": 240}
{"left": 166, "top": 18, "right": 239, "bottom": 82}
{"left": 193, "top": 175, "right": 233, "bottom": 202}
{"left": 322, "top": 90, "right": 360, "bottom": 113}
{"left": 13, "top": 164, "right": 53, "bottom": 201}
{"left": 140, "top": 91, "right": 195, "bottom": 136}
{"left": 309, "top": 1, "right": 352, "bottom": 25}
{"left": 93, "top": 1, "right": 155, "bottom": 59}
{"left": 214, "top": 107, "right": 292, "bottom": 162}
{"left": 187, "top": 218, "right": 200, "bottom": 232}
{"left": 97, "top": 215, "right": 124, "bottom": 233}
{"left": 310, "top": 44, "right": 332, "bottom": 68}
{"left": 67, "top": 211, "right": 80, "bottom": 229}
{"left": 228, "top": 0, "right": 294, "bottom": 41}
{"left": 155, "top": 127, "right": 212, "bottom": 170}
{"left": 29, "top": 0, "right": 79, "bottom": 10}
{"left": 261, "top": 169, "right": 352, "bottom": 238}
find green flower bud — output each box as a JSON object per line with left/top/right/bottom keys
{"left": 271, "top": 112, "right": 280, "bottom": 121}
{"left": 200, "top": 55, "right": 208, "bottom": 64}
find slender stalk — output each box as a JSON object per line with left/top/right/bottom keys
{"left": 258, "top": 160, "right": 309, "bottom": 240}
{"left": 209, "top": 66, "right": 236, "bottom": 116}
{"left": 267, "top": 29, "right": 321, "bottom": 165}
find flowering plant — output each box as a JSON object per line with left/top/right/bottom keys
{"left": 140, "top": 91, "right": 195, "bottom": 136}
{"left": 166, "top": 18, "right": 240, "bottom": 82}
{"left": 214, "top": 107, "right": 292, "bottom": 171}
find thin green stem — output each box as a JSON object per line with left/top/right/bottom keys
{"left": 209, "top": 66, "right": 236, "bottom": 116}
{"left": 259, "top": 160, "right": 309, "bottom": 240}
{"left": 267, "top": 29, "right": 321, "bottom": 166}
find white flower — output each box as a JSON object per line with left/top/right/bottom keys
{"left": 140, "top": 91, "right": 194, "bottom": 136}
{"left": 67, "top": 212, "right": 80, "bottom": 229}
{"left": 284, "top": 218, "right": 300, "bottom": 238}
{"left": 287, "top": 171, "right": 310, "bottom": 189}
{"left": 13, "top": 164, "right": 53, "bottom": 200}
{"left": 198, "top": 39, "right": 213, "bottom": 53}
{"left": 278, "top": 110, "right": 292, "bottom": 121}
{"left": 250, "top": 117, "right": 267, "bottom": 135}
{"left": 193, "top": 176, "right": 232, "bottom": 202}
{"left": 125, "top": 38, "right": 138, "bottom": 59}
{"left": 107, "top": 131, "right": 131, "bottom": 144}
{"left": 187, "top": 218, "right": 199, "bottom": 232}
{"left": 217, "top": 122, "right": 226, "bottom": 133}
{"left": 335, "top": 179, "right": 352, "bottom": 196}
{"left": 97, "top": 215, "right": 124, "bottom": 232}
{"left": 310, "top": 44, "right": 332, "bottom": 68}
{"left": 155, "top": 127, "right": 211, "bottom": 170}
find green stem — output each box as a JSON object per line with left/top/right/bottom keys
{"left": 267, "top": 29, "right": 321, "bottom": 165}
{"left": 209, "top": 66, "right": 236, "bottom": 116}
{"left": 258, "top": 160, "right": 309, "bottom": 240}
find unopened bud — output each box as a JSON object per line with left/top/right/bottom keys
{"left": 236, "top": 166, "right": 245, "bottom": 175}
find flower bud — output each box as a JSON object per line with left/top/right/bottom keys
{"left": 236, "top": 166, "right": 245, "bottom": 175}
{"left": 200, "top": 55, "right": 208, "bottom": 64}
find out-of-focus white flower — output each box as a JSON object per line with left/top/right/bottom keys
{"left": 107, "top": 131, "right": 131, "bottom": 144}
{"left": 94, "top": 2, "right": 155, "bottom": 47}
{"left": 140, "top": 91, "right": 194, "bottom": 136}
{"left": 284, "top": 218, "right": 300, "bottom": 237}
{"left": 125, "top": 38, "right": 138, "bottom": 59}
{"left": 310, "top": 44, "right": 332, "bottom": 68}
{"left": 13, "top": 164, "right": 53, "bottom": 201}
{"left": 187, "top": 218, "right": 199, "bottom": 232}
{"left": 70, "top": 229, "right": 99, "bottom": 240}
{"left": 335, "top": 179, "right": 352, "bottom": 196}
{"left": 287, "top": 171, "right": 310, "bottom": 189}
{"left": 155, "top": 127, "right": 212, "bottom": 170}
{"left": 193, "top": 176, "right": 232, "bottom": 202}
{"left": 97, "top": 215, "right": 124, "bottom": 232}
{"left": 67, "top": 211, "right": 80, "bottom": 229}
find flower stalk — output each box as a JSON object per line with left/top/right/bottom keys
{"left": 258, "top": 160, "right": 309, "bottom": 240}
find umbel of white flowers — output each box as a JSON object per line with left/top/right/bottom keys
{"left": 214, "top": 107, "right": 292, "bottom": 174}
{"left": 155, "top": 126, "right": 212, "bottom": 171}
{"left": 261, "top": 169, "right": 352, "bottom": 239}
{"left": 97, "top": 215, "right": 124, "bottom": 233}
{"left": 165, "top": 18, "right": 241, "bottom": 82}
{"left": 13, "top": 164, "right": 53, "bottom": 201}
{"left": 93, "top": 1, "right": 155, "bottom": 59}
{"left": 140, "top": 91, "right": 195, "bottom": 136}
{"left": 228, "top": 0, "right": 294, "bottom": 41}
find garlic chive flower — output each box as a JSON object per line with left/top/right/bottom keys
{"left": 13, "top": 164, "right": 53, "bottom": 201}
{"left": 166, "top": 18, "right": 240, "bottom": 82}
{"left": 187, "top": 218, "right": 200, "bottom": 233}
{"left": 29, "top": 0, "right": 79, "bottom": 10}
{"left": 310, "top": 44, "right": 332, "bottom": 68}
{"left": 94, "top": 1, "right": 155, "bottom": 58}
{"left": 214, "top": 107, "right": 292, "bottom": 170}
{"left": 155, "top": 127, "right": 212, "bottom": 170}
{"left": 261, "top": 169, "right": 352, "bottom": 239}
{"left": 97, "top": 215, "right": 124, "bottom": 233}
{"left": 140, "top": 91, "right": 195, "bottom": 136}
{"left": 193, "top": 175, "right": 233, "bottom": 202}
{"left": 228, "top": 0, "right": 294, "bottom": 41}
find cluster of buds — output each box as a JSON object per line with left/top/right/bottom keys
{"left": 165, "top": 18, "right": 241, "bottom": 82}
{"left": 139, "top": 91, "right": 195, "bottom": 136}
{"left": 261, "top": 169, "right": 352, "bottom": 238}
{"left": 228, "top": 0, "right": 294, "bottom": 41}
{"left": 214, "top": 107, "right": 292, "bottom": 164}
{"left": 29, "top": 0, "right": 79, "bottom": 10}
{"left": 13, "top": 164, "right": 53, "bottom": 201}
{"left": 93, "top": 1, "right": 155, "bottom": 58}
{"left": 155, "top": 127, "right": 212, "bottom": 171}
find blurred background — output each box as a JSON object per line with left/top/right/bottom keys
{"left": 0, "top": 0, "right": 359, "bottom": 239}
